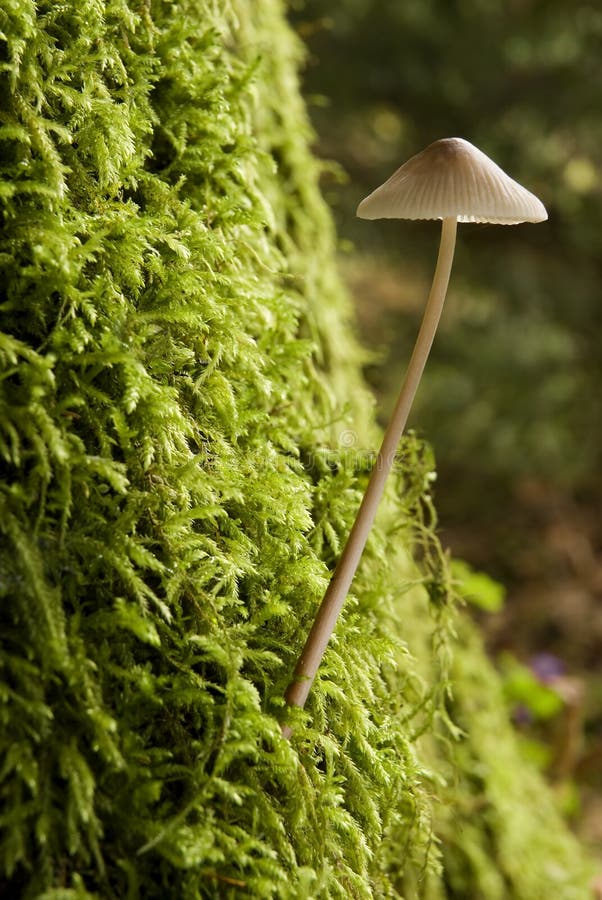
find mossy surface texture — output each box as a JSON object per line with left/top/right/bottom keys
{"left": 0, "top": 1, "right": 594, "bottom": 897}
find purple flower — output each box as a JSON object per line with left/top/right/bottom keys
{"left": 529, "top": 653, "right": 564, "bottom": 685}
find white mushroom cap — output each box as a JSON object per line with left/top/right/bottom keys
{"left": 357, "top": 137, "right": 548, "bottom": 224}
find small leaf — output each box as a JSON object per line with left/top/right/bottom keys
{"left": 451, "top": 558, "right": 505, "bottom": 611}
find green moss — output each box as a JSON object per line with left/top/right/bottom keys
{"left": 0, "top": 0, "right": 594, "bottom": 897}
{"left": 435, "top": 617, "right": 593, "bottom": 899}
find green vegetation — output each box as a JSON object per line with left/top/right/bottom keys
{"left": 0, "top": 0, "right": 595, "bottom": 896}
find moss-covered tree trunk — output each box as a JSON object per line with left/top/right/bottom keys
{"left": 0, "top": 1, "right": 594, "bottom": 897}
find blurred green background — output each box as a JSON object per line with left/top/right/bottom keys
{"left": 289, "top": 0, "right": 602, "bottom": 853}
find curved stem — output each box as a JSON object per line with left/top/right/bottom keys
{"left": 281, "top": 216, "right": 458, "bottom": 738}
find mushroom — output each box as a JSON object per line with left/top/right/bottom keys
{"left": 282, "top": 138, "right": 547, "bottom": 736}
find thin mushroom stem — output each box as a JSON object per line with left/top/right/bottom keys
{"left": 282, "top": 215, "right": 458, "bottom": 738}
